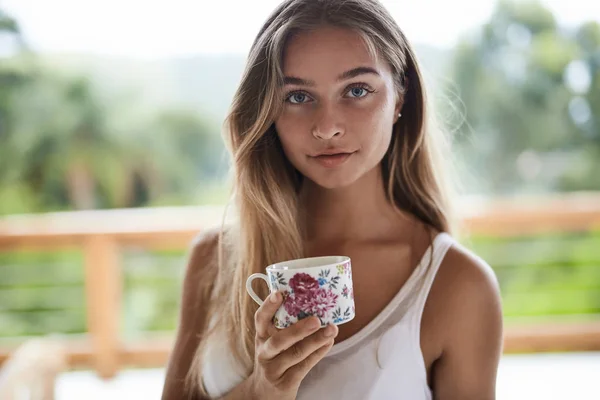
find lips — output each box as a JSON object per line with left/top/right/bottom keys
{"left": 310, "top": 151, "right": 355, "bottom": 168}
{"left": 314, "top": 149, "right": 355, "bottom": 157}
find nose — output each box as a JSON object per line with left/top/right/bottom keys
{"left": 312, "top": 104, "right": 345, "bottom": 140}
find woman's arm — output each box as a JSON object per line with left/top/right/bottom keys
{"left": 431, "top": 247, "right": 504, "bottom": 400}
{"left": 161, "top": 228, "right": 220, "bottom": 400}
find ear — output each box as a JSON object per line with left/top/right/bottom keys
{"left": 393, "top": 76, "right": 409, "bottom": 123}
{"left": 393, "top": 94, "right": 405, "bottom": 124}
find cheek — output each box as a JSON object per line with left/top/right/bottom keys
{"left": 274, "top": 119, "right": 306, "bottom": 163}
{"left": 352, "top": 101, "right": 395, "bottom": 155}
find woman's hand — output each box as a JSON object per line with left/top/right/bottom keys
{"left": 249, "top": 291, "right": 338, "bottom": 400}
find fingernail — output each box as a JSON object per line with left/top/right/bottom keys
{"left": 324, "top": 324, "right": 336, "bottom": 337}
{"left": 270, "top": 291, "right": 280, "bottom": 303}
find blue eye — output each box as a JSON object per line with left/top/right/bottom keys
{"left": 349, "top": 87, "right": 367, "bottom": 98}
{"left": 286, "top": 92, "right": 311, "bottom": 104}
{"left": 345, "top": 84, "right": 374, "bottom": 99}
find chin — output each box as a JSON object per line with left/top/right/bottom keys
{"left": 304, "top": 170, "right": 363, "bottom": 190}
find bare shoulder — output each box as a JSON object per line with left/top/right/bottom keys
{"left": 438, "top": 240, "right": 501, "bottom": 304}
{"left": 425, "top": 238, "right": 503, "bottom": 398}
{"left": 188, "top": 225, "right": 222, "bottom": 269}
{"left": 431, "top": 239, "right": 503, "bottom": 337}
{"left": 418, "top": 225, "right": 500, "bottom": 329}
{"left": 181, "top": 226, "right": 223, "bottom": 303}
{"left": 194, "top": 221, "right": 222, "bottom": 256}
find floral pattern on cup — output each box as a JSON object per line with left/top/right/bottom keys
{"left": 282, "top": 273, "right": 338, "bottom": 320}
{"left": 268, "top": 261, "right": 354, "bottom": 328}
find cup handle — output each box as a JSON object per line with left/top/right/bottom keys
{"left": 246, "top": 273, "right": 270, "bottom": 305}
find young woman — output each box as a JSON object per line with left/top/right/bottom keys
{"left": 162, "top": 0, "right": 503, "bottom": 399}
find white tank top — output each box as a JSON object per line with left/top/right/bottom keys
{"left": 202, "top": 232, "right": 454, "bottom": 399}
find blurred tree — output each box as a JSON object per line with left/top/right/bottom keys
{"left": 3, "top": 71, "right": 225, "bottom": 212}
{"left": 0, "top": 9, "right": 28, "bottom": 173}
{"left": 0, "top": 6, "right": 226, "bottom": 214}
{"left": 7, "top": 73, "right": 130, "bottom": 210}
{"left": 451, "top": 0, "right": 600, "bottom": 194}
{"left": 111, "top": 107, "right": 226, "bottom": 206}
{"left": 0, "top": 8, "right": 39, "bottom": 214}
{"left": 151, "top": 108, "right": 225, "bottom": 182}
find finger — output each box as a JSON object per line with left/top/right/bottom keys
{"left": 266, "top": 322, "right": 279, "bottom": 338}
{"left": 255, "top": 291, "right": 283, "bottom": 340}
{"left": 281, "top": 337, "right": 335, "bottom": 387}
{"left": 270, "top": 323, "right": 338, "bottom": 377}
{"left": 259, "top": 316, "right": 322, "bottom": 361}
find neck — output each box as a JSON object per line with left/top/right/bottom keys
{"left": 299, "top": 165, "right": 412, "bottom": 243}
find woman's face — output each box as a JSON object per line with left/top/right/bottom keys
{"left": 275, "top": 26, "right": 402, "bottom": 189}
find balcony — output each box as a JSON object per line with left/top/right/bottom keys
{"left": 0, "top": 194, "right": 599, "bottom": 398}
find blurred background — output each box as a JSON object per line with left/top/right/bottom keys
{"left": 0, "top": 0, "right": 599, "bottom": 399}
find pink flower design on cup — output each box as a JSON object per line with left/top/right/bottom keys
{"left": 298, "top": 288, "right": 338, "bottom": 318}
{"left": 289, "top": 273, "right": 320, "bottom": 295}
{"left": 284, "top": 273, "right": 338, "bottom": 320}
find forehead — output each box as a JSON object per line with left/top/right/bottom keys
{"left": 282, "top": 26, "right": 389, "bottom": 80}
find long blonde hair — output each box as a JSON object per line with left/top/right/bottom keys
{"left": 186, "top": 0, "right": 456, "bottom": 396}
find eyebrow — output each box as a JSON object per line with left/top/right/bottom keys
{"left": 283, "top": 66, "right": 380, "bottom": 86}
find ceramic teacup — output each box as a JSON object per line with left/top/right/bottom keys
{"left": 246, "top": 256, "right": 355, "bottom": 329}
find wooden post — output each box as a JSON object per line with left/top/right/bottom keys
{"left": 84, "top": 235, "right": 121, "bottom": 379}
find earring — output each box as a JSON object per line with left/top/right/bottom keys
{"left": 398, "top": 113, "right": 402, "bottom": 117}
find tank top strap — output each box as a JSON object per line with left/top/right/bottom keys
{"left": 405, "top": 232, "right": 455, "bottom": 326}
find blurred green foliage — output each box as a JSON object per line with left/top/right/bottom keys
{"left": 0, "top": 250, "right": 85, "bottom": 337}
{"left": 451, "top": 0, "right": 600, "bottom": 194}
{"left": 471, "top": 231, "right": 600, "bottom": 320}
{"left": 0, "top": 10, "right": 227, "bottom": 215}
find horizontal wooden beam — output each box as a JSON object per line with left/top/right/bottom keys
{"left": 503, "top": 321, "right": 600, "bottom": 353}
{"left": 1, "top": 194, "right": 600, "bottom": 250}
{"left": 0, "top": 205, "right": 226, "bottom": 249}
{"left": 0, "top": 338, "right": 174, "bottom": 369}
{"left": 0, "top": 231, "right": 199, "bottom": 252}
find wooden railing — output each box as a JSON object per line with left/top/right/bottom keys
{"left": 0, "top": 195, "right": 600, "bottom": 379}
